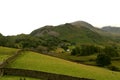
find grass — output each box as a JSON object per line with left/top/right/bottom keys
{"left": 49, "top": 52, "right": 97, "bottom": 65}
{"left": 0, "top": 47, "right": 40, "bottom": 80}
{"left": 0, "top": 46, "right": 18, "bottom": 62}
{"left": 112, "top": 60, "right": 120, "bottom": 69}
{"left": 7, "top": 51, "right": 120, "bottom": 80}
{"left": 50, "top": 52, "right": 120, "bottom": 66}
{"left": 0, "top": 75, "right": 40, "bottom": 80}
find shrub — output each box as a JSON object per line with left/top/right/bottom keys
{"left": 96, "top": 53, "right": 111, "bottom": 66}
{"left": 107, "top": 65, "right": 120, "bottom": 71}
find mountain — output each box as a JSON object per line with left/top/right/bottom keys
{"left": 102, "top": 26, "right": 120, "bottom": 34}
{"left": 71, "top": 21, "right": 93, "bottom": 28}
{"left": 30, "top": 21, "right": 118, "bottom": 44}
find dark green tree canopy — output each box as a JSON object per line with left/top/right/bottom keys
{"left": 71, "top": 45, "right": 100, "bottom": 56}
{"left": 96, "top": 53, "right": 111, "bottom": 66}
{"left": 104, "top": 46, "right": 119, "bottom": 57}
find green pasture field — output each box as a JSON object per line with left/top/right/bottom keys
{"left": 112, "top": 60, "right": 120, "bottom": 69}
{"left": 0, "top": 46, "right": 18, "bottom": 62}
{"left": 7, "top": 51, "right": 120, "bottom": 80}
{"left": 49, "top": 52, "right": 97, "bottom": 65}
{"left": 49, "top": 52, "right": 120, "bottom": 67}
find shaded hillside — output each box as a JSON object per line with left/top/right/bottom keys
{"left": 30, "top": 21, "right": 114, "bottom": 44}
{"left": 102, "top": 26, "right": 120, "bottom": 34}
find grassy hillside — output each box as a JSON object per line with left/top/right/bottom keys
{"left": 7, "top": 51, "right": 120, "bottom": 80}
{"left": 0, "top": 47, "right": 40, "bottom": 80}
{"left": 30, "top": 22, "right": 109, "bottom": 43}
{"left": 30, "top": 21, "right": 114, "bottom": 44}
{"left": 48, "top": 51, "right": 120, "bottom": 70}
{"left": 0, "top": 46, "right": 18, "bottom": 62}
{"left": 48, "top": 52, "right": 97, "bottom": 65}
{"left": 53, "top": 24, "right": 107, "bottom": 43}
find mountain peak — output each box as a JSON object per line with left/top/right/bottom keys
{"left": 102, "top": 26, "right": 120, "bottom": 34}
{"left": 71, "top": 21, "right": 94, "bottom": 28}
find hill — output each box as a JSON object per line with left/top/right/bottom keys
{"left": 30, "top": 21, "right": 115, "bottom": 44}
{"left": 0, "top": 47, "right": 40, "bottom": 80}
{"left": 6, "top": 51, "right": 120, "bottom": 80}
{"left": 102, "top": 26, "right": 120, "bottom": 34}
{"left": 0, "top": 47, "right": 18, "bottom": 62}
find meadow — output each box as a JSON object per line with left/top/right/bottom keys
{"left": 50, "top": 51, "right": 120, "bottom": 68}
{"left": 112, "top": 61, "right": 120, "bottom": 69}
{"left": 0, "top": 46, "right": 18, "bottom": 62}
{"left": 6, "top": 51, "right": 120, "bottom": 80}
{"left": 0, "top": 47, "right": 41, "bottom": 80}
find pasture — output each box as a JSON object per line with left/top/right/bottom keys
{"left": 6, "top": 51, "right": 120, "bottom": 80}
{"left": 0, "top": 47, "right": 18, "bottom": 62}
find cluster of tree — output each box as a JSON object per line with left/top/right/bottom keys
{"left": 96, "top": 46, "right": 119, "bottom": 66}
{"left": 71, "top": 45, "right": 119, "bottom": 57}
{"left": 103, "top": 46, "right": 119, "bottom": 57}
{"left": 0, "top": 33, "right": 72, "bottom": 53}
{"left": 71, "top": 44, "right": 120, "bottom": 66}
{"left": 60, "top": 40, "right": 72, "bottom": 51}
{"left": 71, "top": 44, "right": 100, "bottom": 56}
{"left": 41, "top": 36, "right": 62, "bottom": 50}
{"left": 0, "top": 34, "right": 41, "bottom": 49}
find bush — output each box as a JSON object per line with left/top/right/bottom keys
{"left": 107, "top": 65, "right": 120, "bottom": 71}
{"left": 96, "top": 53, "right": 111, "bottom": 66}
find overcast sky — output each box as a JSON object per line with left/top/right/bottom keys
{"left": 0, "top": 0, "right": 120, "bottom": 36}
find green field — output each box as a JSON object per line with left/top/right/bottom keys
{"left": 0, "top": 75, "right": 40, "bottom": 80}
{"left": 50, "top": 52, "right": 120, "bottom": 68}
{"left": 0, "top": 47, "right": 41, "bottom": 80}
{"left": 112, "top": 60, "right": 120, "bottom": 69}
{"left": 51, "top": 52, "right": 97, "bottom": 61}
{"left": 49, "top": 52, "right": 97, "bottom": 65}
{"left": 7, "top": 51, "right": 120, "bottom": 80}
{"left": 0, "top": 46, "right": 18, "bottom": 62}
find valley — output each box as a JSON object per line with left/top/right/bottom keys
{"left": 0, "top": 21, "right": 120, "bottom": 80}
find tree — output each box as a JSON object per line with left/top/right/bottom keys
{"left": 71, "top": 47, "right": 80, "bottom": 55}
{"left": 0, "top": 33, "right": 5, "bottom": 46}
{"left": 104, "top": 46, "right": 119, "bottom": 57}
{"left": 96, "top": 53, "right": 111, "bottom": 66}
{"left": 71, "top": 48, "right": 77, "bottom": 55}
{"left": 36, "top": 46, "right": 48, "bottom": 53}
{"left": 15, "top": 34, "right": 41, "bottom": 49}
{"left": 71, "top": 45, "right": 101, "bottom": 56}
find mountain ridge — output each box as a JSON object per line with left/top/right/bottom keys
{"left": 102, "top": 26, "right": 120, "bottom": 34}
{"left": 30, "top": 21, "right": 119, "bottom": 44}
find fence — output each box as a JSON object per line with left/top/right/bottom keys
{"left": 0, "top": 50, "right": 22, "bottom": 68}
